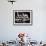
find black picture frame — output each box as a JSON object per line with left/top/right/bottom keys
{"left": 13, "top": 10, "right": 33, "bottom": 26}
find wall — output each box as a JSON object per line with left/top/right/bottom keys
{"left": 0, "top": 0, "right": 46, "bottom": 42}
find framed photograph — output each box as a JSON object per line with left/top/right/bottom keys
{"left": 13, "top": 10, "right": 33, "bottom": 26}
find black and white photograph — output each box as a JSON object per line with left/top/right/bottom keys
{"left": 13, "top": 10, "right": 32, "bottom": 25}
